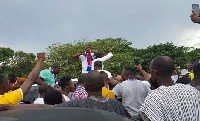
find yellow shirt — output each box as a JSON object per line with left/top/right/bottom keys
{"left": 191, "top": 72, "right": 194, "bottom": 80}
{"left": 0, "top": 88, "right": 23, "bottom": 105}
{"left": 102, "top": 87, "right": 115, "bottom": 99}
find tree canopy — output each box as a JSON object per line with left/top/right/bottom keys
{"left": 0, "top": 38, "right": 199, "bottom": 78}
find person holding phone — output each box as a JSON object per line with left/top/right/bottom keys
{"left": 191, "top": 4, "right": 200, "bottom": 24}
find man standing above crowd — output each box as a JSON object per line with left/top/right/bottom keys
{"left": 112, "top": 67, "right": 151, "bottom": 120}
{"left": 72, "top": 45, "right": 97, "bottom": 74}
{"left": 140, "top": 56, "right": 200, "bottom": 121}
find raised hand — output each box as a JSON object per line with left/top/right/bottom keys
{"left": 134, "top": 64, "right": 143, "bottom": 71}
{"left": 37, "top": 53, "right": 45, "bottom": 62}
{"left": 191, "top": 10, "right": 200, "bottom": 24}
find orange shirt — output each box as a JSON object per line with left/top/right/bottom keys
{"left": 9, "top": 81, "right": 21, "bottom": 91}
{"left": 16, "top": 77, "right": 26, "bottom": 83}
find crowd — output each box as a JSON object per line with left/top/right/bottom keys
{"left": 0, "top": 9, "right": 200, "bottom": 121}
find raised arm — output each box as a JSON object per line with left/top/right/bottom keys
{"left": 20, "top": 53, "right": 45, "bottom": 96}
{"left": 108, "top": 77, "right": 120, "bottom": 87}
{"left": 96, "top": 53, "right": 113, "bottom": 62}
{"left": 35, "top": 77, "right": 50, "bottom": 86}
{"left": 134, "top": 64, "right": 151, "bottom": 80}
{"left": 72, "top": 53, "right": 85, "bottom": 58}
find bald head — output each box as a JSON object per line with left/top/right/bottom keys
{"left": 51, "top": 63, "right": 60, "bottom": 74}
{"left": 151, "top": 56, "right": 175, "bottom": 77}
{"left": 85, "top": 70, "right": 104, "bottom": 92}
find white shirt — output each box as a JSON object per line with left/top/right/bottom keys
{"left": 141, "top": 81, "right": 151, "bottom": 88}
{"left": 171, "top": 75, "right": 178, "bottom": 83}
{"left": 140, "top": 84, "right": 200, "bottom": 121}
{"left": 79, "top": 53, "right": 94, "bottom": 74}
{"left": 62, "top": 94, "right": 70, "bottom": 102}
{"left": 113, "top": 79, "right": 151, "bottom": 116}
{"left": 33, "top": 98, "right": 44, "bottom": 104}
{"left": 92, "top": 53, "right": 113, "bottom": 70}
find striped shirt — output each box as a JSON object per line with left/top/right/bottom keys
{"left": 140, "top": 84, "right": 200, "bottom": 121}
{"left": 71, "top": 86, "right": 88, "bottom": 100}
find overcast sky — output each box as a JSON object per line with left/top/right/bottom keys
{"left": 0, "top": 0, "right": 200, "bottom": 54}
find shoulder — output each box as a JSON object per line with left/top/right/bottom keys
{"left": 79, "top": 54, "right": 84, "bottom": 57}
{"left": 79, "top": 55, "right": 85, "bottom": 59}
{"left": 106, "top": 99, "right": 123, "bottom": 107}
{"left": 175, "top": 84, "right": 198, "bottom": 93}
{"left": 40, "top": 69, "right": 51, "bottom": 74}
{"left": 55, "top": 99, "right": 83, "bottom": 107}
{"left": 141, "top": 81, "right": 151, "bottom": 88}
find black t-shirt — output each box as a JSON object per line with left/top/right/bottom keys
{"left": 176, "top": 78, "right": 190, "bottom": 84}
{"left": 55, "top": 97, "right": 131, "bottom": 118}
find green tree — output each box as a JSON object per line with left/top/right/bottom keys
{"left": 0, "top": 47, "right": 14, "bottom": 76}
{"left": 135, "top": 42, "right": 191, "bottom": 71}
{"left": 1, "top": 39, "right": 196, "bottom": 79}
{"left": 46, "top": 38, "right": 137, "bottom": 78}
{"left": 8, "top": 51, "right": 36, "bottom": 77}
{"left": 187, "top": 48, "right": 200, "bottom": 63}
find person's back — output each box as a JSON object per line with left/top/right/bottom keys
{"left": 140, "top": 56, "right": 200, "bottom": 121}
{"left": 141, "top": 83, "right": 200, "bottom": 121}
{"left": 113, "top": 67, "right": 151, "bottom": 117}
{"left": 113, "top": 79, "right": 150, "bottom": 116}
{"left": 56, "top": 97, "right": 130, "bottom": 118}
{"left": 71, "top": 74, "right": 88, "bottom": 100}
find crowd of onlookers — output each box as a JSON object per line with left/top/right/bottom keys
{"left": 0, "top": 9, "right": 200, "bottom": 121}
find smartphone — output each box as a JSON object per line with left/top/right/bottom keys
{"left": 134, "top": 59, "right": 139, "bottom": 65}
{"left": 192, "top": 4, "right": 200, "bottom": 15}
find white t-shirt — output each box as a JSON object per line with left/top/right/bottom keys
{"left": 171, "top": 75, "right": 178, "bottom": 83}
{"left": 92, "top": 53, "right": 113, "bottom": 70}
{"left": 141, "top": 81, "right": 151, "bottom": 88}
{"left": 140, "top": 84, "right": 200, "bottom": 121}
{"left": 79, "top": 53, "right": 94, "bottom": 74}
{"left": 112, "top": 79, "right": 151, "bottom": 116}
{"left": 62, "top": 94, "right": 70, "bottom": 102}
{"left": 33, "top": 98, "right": 44, "bottom": 104}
